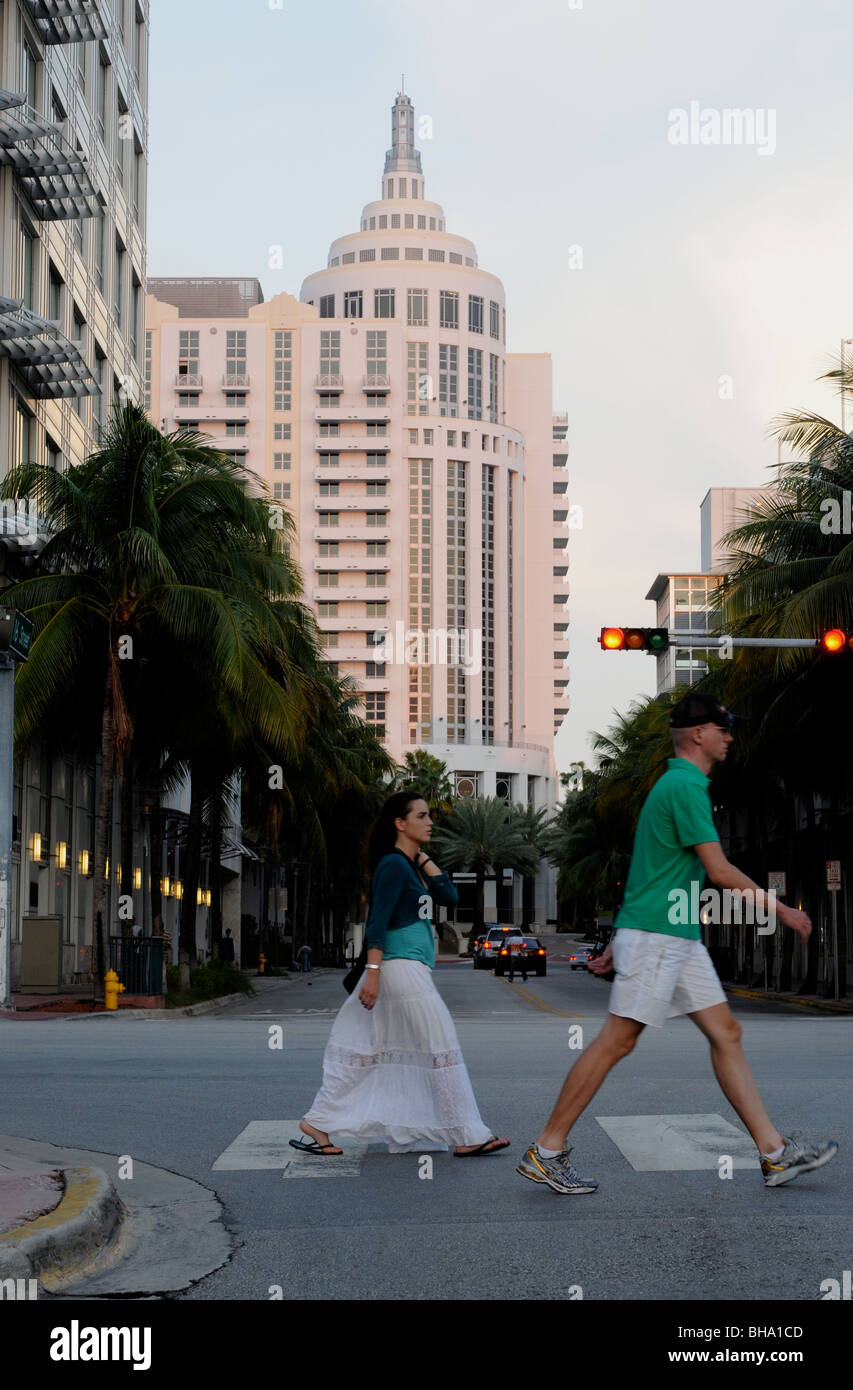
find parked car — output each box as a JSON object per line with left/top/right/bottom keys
{"left": 569, "top": 945, "right": 594, "bottom": 971}
{"left": 474, "top": 925, "right": 524, "bottom": 969}
{"left": 494, "top": 935, "right": 547, "bottom": 977}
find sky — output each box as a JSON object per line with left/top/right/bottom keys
{"left": 146, "top": 0, "right": 853, "bottom": 777}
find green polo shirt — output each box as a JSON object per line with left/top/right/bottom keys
{"left": 613, "top": 758, "right": 720, "bottom": 941}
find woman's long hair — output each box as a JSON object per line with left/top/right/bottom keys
{"left": 366, "top": 788, "right": 425, "bottom": 876}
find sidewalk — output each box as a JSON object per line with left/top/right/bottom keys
{"left": 0, "top": 1135, "right": 230, "bottom": 1297}
{"left": 725, "top": 984, "right": 853, "bottom": 1014}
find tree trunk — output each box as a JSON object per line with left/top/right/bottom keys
{"left": 179, "top": 772, "right": 204, "bottom": 987}
{"left": 120, "top": 761, "right": 134, "bottom": 929}
{"left": 475, "top": 868, "right": 485, "bottom": 935}
{"left": 92, "top": 671, "right": 115, "bottom": 1002}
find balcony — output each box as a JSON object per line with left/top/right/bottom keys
{"left": 0, "top": 89, "right": 102, "bottom": 220}
{"left": 173, "top": 407, "right": 249, "bottom": 423}
{"left": 314, "top": 559, "right": 389, "bottom": 574}
{"left": 213, "top": 437, "right": 249, "bottom": 452}
{"left": 221, "top": 374, "right": 250, "bottom": 390}
{"left": 314, "top": 467, "right": 391, "bottom": 483}
{"left": 362, "top": 374, "right": 391, "bottom": 393}
{"left": 315, "top": 374, "right": 344, "bottom": 392}
{"left": 313, "top": 407, "right": 391, "bottom": 423}
{"left": 174, "top": 373, "right": 203, "bottom": 389}
{"left": 313, "top": 587, "right": 390, "bottom": 603}
{"left": 316, "top": 617, "right": 390, "bottom": 635}
{"left": 314, "top": 438, "right": 390, "bottom": 452}
{"left": 313, "top": 525, "right": 391, "bottom": 542}
{"left": 0, "top": 296, "right": 98, "bottom": 400}
{"left": 313, "top": 499, "right": 390, "bottom": 512}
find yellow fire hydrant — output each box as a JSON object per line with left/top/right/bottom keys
{"left": 258, "top": 953, "right": 267, "bottom": 976}
{"left": 105, "top": 969, "right": 126, "bottom": 1010}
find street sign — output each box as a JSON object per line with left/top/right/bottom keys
{"left": 767, "top": 871, "right": 786, "bottom": 895}
{"left": 826, "top": 860, "right": 841, "bottom": 892}
{"left": 0, "top": 607, "right": 33, "bottom": 662}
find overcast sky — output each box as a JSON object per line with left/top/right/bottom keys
{"left": 147, "top": 0, "right": 853, "bottom": 777}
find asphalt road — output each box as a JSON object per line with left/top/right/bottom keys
{"left": 1, "top": 961, "right": 850, "bottom": 1301}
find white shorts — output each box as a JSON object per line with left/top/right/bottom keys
{"left": 609, "top": 928, "right": 727, "bottom": 1028}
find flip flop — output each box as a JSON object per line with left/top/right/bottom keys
{"left": 288, "top": 1136, "right": 343, "bottom": 1155}
{"left": 453, "top": 1137, "right": 511, "bottom": 1157}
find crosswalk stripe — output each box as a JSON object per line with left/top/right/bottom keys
{"left": 596, "top": 1113, "right": 758, "bottom": 1171}
{"left": 212, "top": 1121, "right": 366, "bottom": 1177}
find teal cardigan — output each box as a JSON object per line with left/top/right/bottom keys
{"left": 364, "top": 850, "right": 459, "bottom": 952}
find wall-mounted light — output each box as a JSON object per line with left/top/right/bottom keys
{"left": 133, "top": 867, "right": 142, "bottom": 890}
{"left": 55, "top": 841, "right": 68, "bottom": 869}
{"left": 78, "top": 849, "right": 91, "bottom": 876}
{"left": 173, "top": 880, "right": 183, "bottom": 900}
{"left": 205, "top": 889, "right": 212, "bottom": 907}
{"left": 104, "top": 857, "right": 110, "bottom": 881}
{"left": 196, "top": 887, "right": 205, "bottom": 906}
{"left": 161, "top": 876, "right": 171, "bottom": 897}
{"left": 29, "top": 832, "right": 44, "bottom": 862}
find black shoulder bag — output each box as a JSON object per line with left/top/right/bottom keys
{"left": 343, "top": 851, "right": 432, "bottom": 993}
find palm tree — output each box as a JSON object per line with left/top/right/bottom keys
{"left": 429, "top": 796, "right": 540, "bottom": 935}
{"left": 392, "top": 750, "right": 455, "bottom": 819}
{"left": 0, "top": 401, "right": 315, "bottom": 991}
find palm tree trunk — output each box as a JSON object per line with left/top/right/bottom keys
{"left": 120, "top": 761, "right": 133, "bottom": 928}
{"left": 179, "top": 773, "right": 204, "bottom": 985}
{"left": 475, "top": 869, "right": 485, "bottom": 935}
{"left": 92, "top": 671, "right": 115, "bottom": 1001}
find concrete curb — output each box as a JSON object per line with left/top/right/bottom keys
{"left": 725, "top": 985, "right": 853, "bottom": 1014}
{"left": 0, "top": 1166, "right": 124, "bottom": 1290}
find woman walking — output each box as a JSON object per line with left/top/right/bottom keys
{"left": 291, "top": 790, "right": 509, "bottom": 1157}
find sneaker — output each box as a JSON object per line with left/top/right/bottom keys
{"left": 761, "top": 1133, "right": 838, "bottom": 1187}
{"left": 516, "top": 1143, "right": 598, "bottom": 1194}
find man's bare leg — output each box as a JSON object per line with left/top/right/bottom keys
{"left": 537, "top": 1013, "right": 645, "bottom": 1150}
{"left": 689, "top": 1002, "right": 783, "bottom": 1154}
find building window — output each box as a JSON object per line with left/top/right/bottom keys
{"left": 318, "top": 602, "right": 339, "bottom": 616}
{"left": 363, "top": 691, "right": 386, "bottom": 734}
{"left": 374, "top": 288, "right": 395, "bottom": 318}
{"left": 226, "top": 422, "right": 246, "bottom": 436}
{"left": 467, "top": 349, "right": 482, "bottom": 420}
{"left": 409, "top": 429, "right": 418, "bottom": 444}
{"left": 468, "top": 295, "right": 484, "bottom": 334}
{"left": 320, "top": 329, "right": 340, "bottom": 377}
{"left": 274, "top": 423, "right": 291, "bottom": 440}
{"left": 319, "top": 572, "right": 339, "bottom": 587}
{"left": 343, "top": 290, "right": 363, "bottom": 319}
{"left": 447, "top": 430, "right": 456, "bottom": 446}
{"left": 319, "top": 451, "right": 339, "bottom": 466}
{"left": 490, "top": 300, "right": 500, "bottom": 339}
{"left": 319, "top": 293, "right": 335, "bottom": 317}
{"left": 365, "top": 451, "right": 386, "bottom": 467}
{"left": 366, "top": 481, "right": 386, "bottom": 495}
{"left": 404, "top": 214, "right": 414, "bottom": 229}
{"left": 366, "top": 330, "right": 387, "bottom": 376}
{"left": 366, "top": 422, "right": 387, "bottom": 436}
{"left": 366, "top": 541, "right": 387, "bottom": 556}
{"left": 113, "top": 238, "right": 125, "bottom": 327}
{"left": 226, "top": 329, "right": 247, "bottom": 377}
{"left": 423, "top": 429, "right": 433, "bottom": 445}
{"left": 439, "top": 290, "right": 458, "bottom": 329}
{"left": 318, "top": 541, "right": 339, "bottom": 556}
{"left": 319, "top": 481, "right": 339, "bottom": 496}
{"left": 319, "top": 422, "right": 339, "bottom": 436}
{"left": 439, "top": 344, "right": 458, "bottom": 417}
{"left": 407, "top": 288, "right": 428, "bottom": 326}
{"left": 365, "top": 512, "right": 386, "bottom": 527}
{"left": 273, "top": 453, "right": 291, "bottom": 469}
{"left": 378, "top": 215, "right": 387, "bottom": 229}
{"left": 365, "top": 602, "right": 387, "bottom": 617}
{"left": 319, "top": 513, "right": 339, "bottom": 527}
{"left": 461, "top": 432, "right": 470, "bottom": 448}
{"left": 365, "top": 572, "right": 385, "bottom": 587}
{"left": 406, "top": 342, "right": 428, "bottom": 417}
{"left": 324, "top": 631, "right": 339, "bottom": 646}
{"left": 341, "top": 252, "right": 355, "bottom": 264}
{"left": 380, "top": 247, "right": 399, "bottom": 260}
{"left": 274, "top": 330, "right": 292, "bottom": 410}
{"left": 365, "top": 661, "right": 385, "bottom": 677}
{"left": 273, "top": 483, "right": 291, "bottom": 500}
{"left": 359, "top": 248, "right": 376, "bottom": 262}
{"left": 489, "top": 353, "right": 499, "bottom": 423}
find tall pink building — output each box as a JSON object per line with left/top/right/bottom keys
{"left": 147, "top": 92, "right": 568, "bottom": 924}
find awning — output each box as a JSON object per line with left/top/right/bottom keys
{"left": 21, "top": 1, "right": 109, "bottom": 45}
{"left": 0, "top": 296, "right": 100, "bottom": 399}
{"left": 0, "top": 88, "right": 103, "bottom": 220}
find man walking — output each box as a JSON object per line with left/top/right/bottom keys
{"left": 517, "top": 693, "right": 838, "bottom": 1195}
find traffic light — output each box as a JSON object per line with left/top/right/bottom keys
{"left": 819, "top": 629, "right": 853, "bottom": 653}
{"left": 599, "top": 627, "right": 669, "bottom": 653}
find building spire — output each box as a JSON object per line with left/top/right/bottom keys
{"left": 382, "top": 90, "right": 423, "bottom": 194}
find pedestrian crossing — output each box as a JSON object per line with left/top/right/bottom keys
{"left": 210, "top": 1113, "right": 757, "bottom": 1177}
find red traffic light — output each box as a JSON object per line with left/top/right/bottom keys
{"left": 820, "top": 629, "right": 850, "bottom": 653}
{"left": 599, "top": 627, "right": 669, "bottom": 653}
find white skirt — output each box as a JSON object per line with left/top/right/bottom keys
{"left": 303, "top": 959, "right": 495, "bottom": 1151}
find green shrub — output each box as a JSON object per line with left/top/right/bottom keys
{"left": 165, "top": 957, "right": 254, "bottom": 1008}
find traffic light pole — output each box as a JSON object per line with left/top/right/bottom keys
{"left": 0, "top": 654, "right": 13, "bottom": 1009}
{"left": 667, "top": 633, "right": 820, "bottom": 650}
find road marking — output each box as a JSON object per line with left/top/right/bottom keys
{"left": 497, "top": 978, "right": 585, "bottom": 1018}
{"left": 212, "top": 1121, "right": 367, "bottom": 1177}
{"left": 596, "top": 1114, "right": 757, "bottom": 1171}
